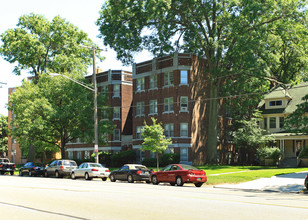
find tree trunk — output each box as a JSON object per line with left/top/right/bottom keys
{"left": 61, "top": 138, "right": 66, "bottom": 159}
{"left": 27, "top": 144, "right": 35, "bottom": 162}
{"left": 156, "top": 153, "right": 159, "bottom": 171}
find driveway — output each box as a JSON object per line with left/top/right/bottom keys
{"left": 214, "top": 171, "right": 308, "bottom": 193}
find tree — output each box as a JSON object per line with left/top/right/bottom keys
{"left": 141, "top": 118, "right": 172, "bottom": 171}
{"left": 97, "top": 0, "right": 307, "bottom": 164}
{"left": 0, "top": 13, "right": 101, "bottom": 80}
{"left": 0, "top": 115, "right": 8, "bottom": 157}
{"left": 284, "top": 94, "right": 308, "bottom": 134}
{"left": 232, "top": 111, "right": 274, "bottom": 164}
{"left": 9, "top": 74, "right": 113, "bottom": 160}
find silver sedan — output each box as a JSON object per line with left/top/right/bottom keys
{"left": 71, "top": 162, "right": 110, "bottom": 181}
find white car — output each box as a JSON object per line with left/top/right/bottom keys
{"left": 71, "top": 162, "right": 110, "bottom": 181}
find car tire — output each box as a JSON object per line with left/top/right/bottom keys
{"left": 194, "top": 182, "right": 203, "bottom": 187}
{"left": 19, "top": 170, "right": 23, "bottom": 176}
{"left": 71, "top": 172, "right": 76, "bottom": 180}
{"left": 1, "top": 171, "right": 4, "bottom": 175}
{"left": 305, "top": 175, "right": 308, "bottom": 190}
{"left": 146, "top": 180, "right": 151, "bottom": 184}
{"left": 176, "top": 176, "right": 183, "bottom": 186}
{"left": 127, "top": 174, "right": 134, "bottom": 183}
{"left": 151, "top": 175, "right": 159, "bottom": 185}
{"left": 55, "top": 171, "right": 62, "bottom": 178}
{"left": 44, "top": 171, "right": 48, "bottom": 177}
{"left": 85, "top": 172, "right": 92, "bottom": 180}
{"left": 102, "top": 177, "right": 107, "bottom": 181}
{"left": 10, "top": 171, "right": 14, "bottom": 175}
{"left": 109, "top": 174, "right": 116, "bottom": 182}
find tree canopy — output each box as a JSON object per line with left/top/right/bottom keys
{"left": 9, "top": 74, "right": 113, "bottom": 160}
{"left": 141, "top": 117, "right": 172, "bottom": 170}
{"left": 97, "top": 0, "right": 307, "bottom": 164}
{"left": 0, "top": 13, "right": 101, "bottom": 79}
{"left": 0, "top": 115, "right": 8, "bottom": 157}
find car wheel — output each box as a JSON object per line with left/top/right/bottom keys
{"left": 29, "top": 171, "right": 32, "bottom": 177}
{"left": 151, "top": 175, "right": 159, "bottom": 185}
{"left": 102, "top": 177, "right": 107, "bottom": 181}
{"left": 55, "top": 171, "right": 61, "bottom": 178}
{"left": 10, "top": 171, "right": 14, "bottom": 175}
{"left": 71, "top": 172, "right": 76, "bottom": 180}
{"left": 85, "top": 172, "right": 92, "bottom": 180}
{"left": 19, "top": 170, "right": 23, "bottom": 176}
{"left": 44, "top": 171, "right": 48, "bottom": 177}
{"left": 170, "top": 183, "right": 176, "bottom": 186}
{"left": 0, "top": 171, "right": 4, "bottom": 175}
{"left": 146, "top": 180, "right": 151, "bottom": 184}
{"left": 127, "top": 174, "right": 134, "bottom": 183}
{"left": 194, "top": 182, "right": 203, "bottom": 187}
{"left": 305, "top": 175, "right": 308, "bottom": 190}
{"left": 109, "top": 174, "right": 116, "bottom": 182}
{"left": 176, "top": 176, "right": 183, "bottom": 186}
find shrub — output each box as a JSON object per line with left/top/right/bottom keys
{"left": 142, "top": 158, "right": 157, "bottom": 167}
{"left": 299, "top": 147, "right": 308, "bottom": 158}
{"left": 256, "top": 147, "right": 281, "bottom": 161}
{"left": 111, "top": 150, "right": 136, "bottom": 167}
{"left": 159, "top": 153, "right": 180, "bottom": 167}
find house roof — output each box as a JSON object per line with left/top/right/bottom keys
{"left": 259, "top": 82, "right": 308, "bottom": 115}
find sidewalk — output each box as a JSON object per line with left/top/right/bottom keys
{"left": 214, "top": 171, "right": 308, "bottom": 193}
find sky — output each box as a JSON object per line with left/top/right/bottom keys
{"left": 0, "top": 0, "right": 152, "bottom": 116}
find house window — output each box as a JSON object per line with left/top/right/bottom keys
{"left": 180, "top": 96, "right": 188, "bottom": 111}
{"left": 180, "top": 123, "right": 189, "bottom": 137}
{"left": 113, "top": 84, "right": 120, "bottom": 97}
{"left": 101, "top": 108, "right": 109, "bottom": 120}
{"left": 136, "top": 77, "right": 145, "bottom": 91}
{"left": 164, "top": 123, "right": 174, "bottom": 137}
{"left": 77, "top": 151, "right": 82, "bottom": 160}
{"left": 136, "top": 102, "right": 145, "bottom": 116}
{"left": 101, "top": 86, "right": 108, "bottom": 96}
{"left": 180, "top": 70, "right": 188, "bottom": 84}
{"left": 270, "top": 117, "right": 276, "bottom": 128}
{"left": 136, "top": 126, "right": 144, "bottom": 139}
{"left": 84, "top": 151, "right": 90, "bottom": 159}
{"left": 263, "top": 118, "right": 267, "bottom": 129}
{"left": 180, "top": 148, "right": 188, "bottom": 161}
{"left": 113, "top": 107, "right": 120, "bottom": 120}
{"left": 113, "top": 129, "right": 120, "bottom": 141}
{"left": 164, "top": 97, "right": 174, "bottom": 112}
{"left": 149, "top": 100, "right": 158, "bottom": 114}
{"left": 149, "top": 75, "right": 157, "bottom": 89}
{"left": 68, "top": 151, "right": 73, "bottom": 159}
{"left": 269, "top": 100, "right": 282, "bottom": 107}
{"left": 279, "top": 117, "right": 284, "bottom": 128}
{"left": 164, "top": 72, "right": 174, "bottom": 86}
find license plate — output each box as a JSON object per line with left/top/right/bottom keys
{"left": 197, "top": 178, "right": 202, "bottom": 181}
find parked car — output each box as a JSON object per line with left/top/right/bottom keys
{"left": 150, "top": 164, "right": 207, "bottom": 187}
{"left": 305, "top": 174, "right": 308, "bottom": 190}
{"left": 0, "top": 158, "right": 15, "bottom": 175}
{"left": 19, "top": 162, "right": 44, "bottom": 176}
{"left": 109, "top": 164, "right": 151, "bottom": 183}
{"left": 44, "top": 159, "right": 77, "bottom": 178}
{"left": 71, "top": 162, "right": 110, "bottom": 181}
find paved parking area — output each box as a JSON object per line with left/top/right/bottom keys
{"left": 214, "top": 171, "right": 308, "bottom": 193}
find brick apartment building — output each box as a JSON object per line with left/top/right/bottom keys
{"left": 65, "top": 69, "right": 133, "bottom": 160}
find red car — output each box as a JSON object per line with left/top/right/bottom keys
{"left": 150, "top": 164, "right": 207, "bottom": 187}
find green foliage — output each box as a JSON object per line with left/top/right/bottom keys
{"left": 256, "top": 147, "right": 281, "bottom": 160}
{"left": 284, "top": 94, "right": 308, "bottom": 134}
{"left": 110, "top": 150, "right": 136, "bottom": 167}
{"left": 233, "top": 111, "right": 274, "bottom": 150}
{"left": 298, "top": 147, "right": 308, "bottom": 159}
{"left": 142, "top": 158, "right": 157, "bottom": 167}
{"left": 0, "top": 115, "right": 8, "bottom": 155}
{"left": 0, "top": 13, "right": 102, "bottom": 78}
{"left": 9, "top": 74, "right": 113, "bottom": 159}
{"left": 159, "top": 153, "right": 180, "bottom": 167}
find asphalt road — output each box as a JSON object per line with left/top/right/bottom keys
{"left": 1, "top": 175, "right": 308, "bottom": 220}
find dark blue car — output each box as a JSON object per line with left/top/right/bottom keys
{"left": 19, "top": 162, "right": 45, "bottom": 177}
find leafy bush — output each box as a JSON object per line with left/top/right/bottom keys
{"left": 111, "top": 150, "right": 136, "bottom": 167}
{"left": 256, "top": 147, "right": 281, "bottom": 161}
{"left": 159, "top": 153, "right": 180, "bottom": 167}
{"left": 142, "top": 158, "right": 157, "bottom": 167}
{"left": 299, "top": 147, "right": 308, "bottom": 158}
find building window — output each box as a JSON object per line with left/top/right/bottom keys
{"left": 101, "top": 108, "right": 109, "bottom": 120}
{"left": 113, "top": 129, "right": 120, "bottom": 141}
{"left": 84, "top": 151, "right": 90, "bottom": 159}
{"left": 164, "top": 72, "right": 174, "bottom": 86}
{"left": 180, "top": 123, "right": 189, "bottom": 137}
{"left": 164, "top": 123, "right": 174, "bottom": 137}
{"left": 180, "top": 70, "right": 188, "bottom": 84}
{"left": 101, "top": 86, "right": 108, "bottom": 96}
{"left": 136, "top": 77, "right": 145, "bottom": 92}
{"left": 180, "top": 96, "right": 188, "bottom": 111}
{"left": 164, "top": 97, "right": 174, "bottom": 112}
{"left": 263, "top": 117, "right": 267, "bottom": 129}
{"left": 269, "top": 100, "right": 282, "bottom": 107}
{"left": 68, "top": 151, "right": 73, "bottom": 159}
{"left": 136, "top": 102, "right": 145, "bottom": 116}
{"left": 113, "top": 84, "right": 120, "bottom": 97}
{"left": 77, "top": 151, "right": 82, "bottom": 160}
{"left": 149, "top": 100, "right": 158, "bottom": 114}
{"left": 149, "top": 75, "right": 157, "bottom": 89}
{"left": 279, "top": 117, "right": 284, "bottom": 128}
{"left": 270, "top": 117, "right": 276, "bottom": 129}
{"left": 113, "top": 107, "right": 120, "bottom": 120}
{"left": 180, "top": 148, "right": 188, "bottom": 161}
{"left": 136, "top": 126, "right": 144, "bottom": 139}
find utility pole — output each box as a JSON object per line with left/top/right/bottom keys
{"left": 92, "top": 47, "right": 99, "bottom": 164}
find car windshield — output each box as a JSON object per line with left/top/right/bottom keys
{"left": 180, "top": 164, "right": 199, "bottom": 170}
{"left": 90, "top": 164, "right": 103, "bottom": 168}
{"left": 134, "top": 165, "right": 147, "bottom": 170}
{"left": 63, "top": 161, "right": 77, "bottom": 166}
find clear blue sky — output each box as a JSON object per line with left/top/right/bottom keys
{"left": 0, "top": 0, "right": 152, "bottom": 116}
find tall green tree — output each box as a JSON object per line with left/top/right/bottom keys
{"left": 9, "top": 74, "right": 113, "bottom": 159}
{"left": 0, "top": 115, "right": 8, "bottom": 157}
{"left": 97, "top": 0, "right": 307, "bottom": 164}
{"left": 0, "top": 13, "right": 101, "bottom": 80}
{"left": 141, "top": 118, "right": 172, "bottom": 171}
